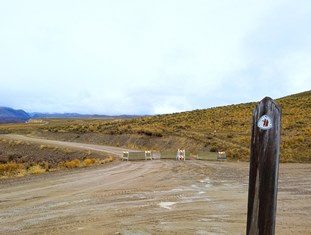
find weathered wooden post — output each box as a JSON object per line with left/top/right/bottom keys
{"left": 246, "top": 97, "right": 281, "bottom": 235}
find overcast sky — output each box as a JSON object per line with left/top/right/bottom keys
{"left": 0, "top": 0, "right": 310, "bottom": 115}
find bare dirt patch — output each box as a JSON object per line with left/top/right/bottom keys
{"left": 1, "top": 160, "right": 310, "bottom": 235}
{"left": 0, "top": 135, "right": 113, "bottom": 168}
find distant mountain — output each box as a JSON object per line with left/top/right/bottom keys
{"left": 28, "top": 112, "right": 143, "bottom": 119}
{"left": 29, "top": 112, "right": 93, "bottom": 118}
{"left": 0, "top": 107, "right": 30, "bottom": 124}
{"left": 1, "top": 108, "right": 143, "bottom": 123}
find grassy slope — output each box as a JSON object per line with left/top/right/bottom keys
{"left": 1, "top": 90, "right": 310, "bottom": 162}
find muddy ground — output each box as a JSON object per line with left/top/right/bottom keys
{"left": 1, "top": 159, "right": 310, "bottom": 235}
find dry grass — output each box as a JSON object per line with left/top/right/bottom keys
{"left": 83, "top": 158, "right": 96, "bottom": 165}
{"left": 0, "top": 163, "right": 22, "bottom": 174}
{"left": 28, "top": 165, "right": 46, "bottom": 174}
{"left": 60, "top": 159, "right": 81, "bottom": 168}
{"left": 57, "top": 156, "right": 114, "bottom": 170}
{"left": 1, "top": 90, "right": 310, "bottom": 162}
{"left": 0, "top": 163, "right": 45, "bottom": 178}
{"left": 0, "top": 155, "right": 115, "bottom": 178}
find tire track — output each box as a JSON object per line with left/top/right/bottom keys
{"left": 0, "top": 134, "right": 139, "bottom": 156}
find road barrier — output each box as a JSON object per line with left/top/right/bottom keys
{"left": 196, "top": 152, "right": 227, "bottom": 161}
{"left": 122, "top": 151, "right": 129, "bottom": 161}
{"left": 122, "top": 151, "right": 158, "bottom": 161}
{"left": 160, "top": 151, "right": 189, "bottom": 160}
{"left": 145, "top": 151, "right": 152, "bottom": 160}
{"left": 122, "top": 151, "right": 226, "bottom": 161}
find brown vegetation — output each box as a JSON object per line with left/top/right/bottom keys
{"left": 0, "top": 138, "right": 114, "bottom": 178}
{"left": 0, "top": 90, "right": 310, "bottom": 162}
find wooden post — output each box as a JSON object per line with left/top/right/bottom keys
{"left": 246, "top": 97, "right": 281, "bottom": 235}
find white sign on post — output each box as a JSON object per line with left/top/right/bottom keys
{"left": 257, "top": 114, "right": 273, "bottom": 130}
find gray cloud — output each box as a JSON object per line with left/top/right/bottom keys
{"left": 0, "top": 0, "right": 310, "bottom": 114}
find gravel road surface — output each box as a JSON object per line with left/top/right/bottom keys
{"left": 0, "top": 135, "right": 310, "bottom": 234}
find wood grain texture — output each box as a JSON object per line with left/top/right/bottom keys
{"left": 246, "top": 97, "right": 281, "bottom": 235}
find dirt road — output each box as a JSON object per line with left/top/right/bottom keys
{"left": 0, "top": 136, "right": 311, "bottom": 234}
{"left": 0, "top": 134, "right": 137, "bottom": 156}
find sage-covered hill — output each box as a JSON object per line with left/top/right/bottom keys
{"left": 1, "top": 90, "right": 310, "bottom": 162}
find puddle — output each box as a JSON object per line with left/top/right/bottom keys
{"left": 170, "top": 188, "right": 183, "bottom": 192}
{"left": 159, "top": 202, "right": 177, "bottom": 210}
{"left": 199, "top": 177, "right": 211, "bottom": 183}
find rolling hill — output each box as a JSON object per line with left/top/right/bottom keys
{"left": 26, "top": 90, "right": 309, "bottom": 162}
{"left": 0, "top": 90, "right": 310, "bottom": 162}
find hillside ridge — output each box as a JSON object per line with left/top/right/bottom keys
{"left": 1, "top": 90, "right": 310, "bottom": 162}
{"left": 0, "top": 107, "right": 30, "bottom": 124}
{"left": 31, "top": 90, "right": 310, "bottom": 162}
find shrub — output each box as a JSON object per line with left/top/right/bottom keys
{"left": 40, "top": 144, "right": 47, "bottom": 150}
{"left": 61, "top": 159, "right": 81, "bottom": 168}
{"left": 63, "top": 148, "right": 74, "bottom": 154}
{"left": 29, "top": 165, "right": 45, "bottom": 174}
{"left": 43, "top": 162, "right": 50, "bottom": 171}
{"left": 101, "top": 156, "right": 114, "bottom": 164}
{"left": 137, "top": 129, "right": 163, "bottom": 137}
{"left": 0, "top": 163, "right": 21, "bottom": 174}
{"left": 83, "top": 158, "right": 95, "bottom": 166}
{"left": 210, "top": 147, "right": 218, "bottom": 152}
{"left": 26, "top": 162, "right": 36, "bottom": 170}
